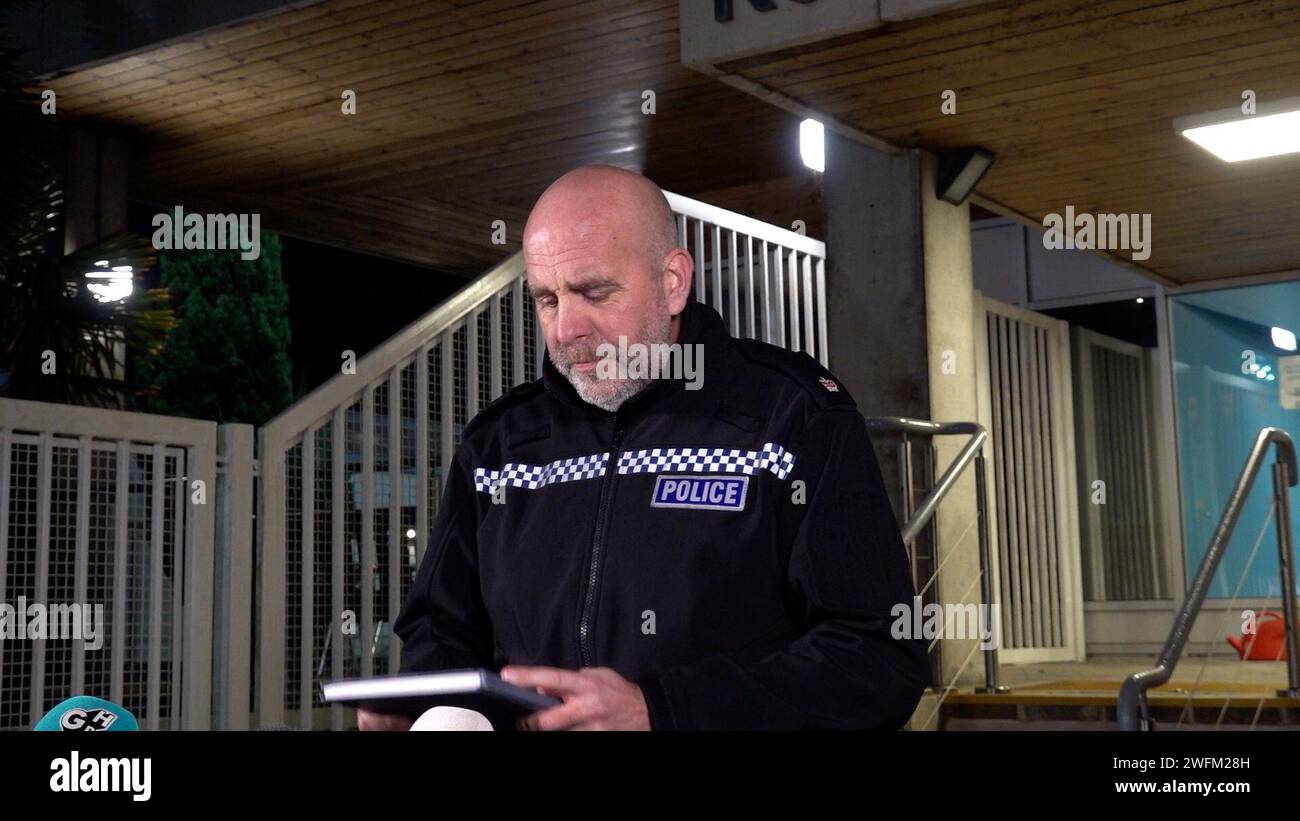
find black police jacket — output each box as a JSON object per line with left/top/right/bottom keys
{"left": 393, "top": 297, "right": 929, "bottom": 729}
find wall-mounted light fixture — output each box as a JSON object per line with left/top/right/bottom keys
{"left": 936, "top": 146, "right": 995, "bottom": 205}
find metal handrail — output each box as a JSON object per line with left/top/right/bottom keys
{"left": 864, "top": 417, "right": 1003, "bottom": 694}
{"left": 1118, "top": 426, "right": 1299, "bottom": 731}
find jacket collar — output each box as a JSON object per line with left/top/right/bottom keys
{"left": 541, "top": 297, "right": 730, "bottom": 419}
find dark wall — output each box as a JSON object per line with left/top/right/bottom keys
{"left": 3, "top": 0, "right": 309, "bottom": 78}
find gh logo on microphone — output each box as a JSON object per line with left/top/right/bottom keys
{"left": 59, "top": 707, "right": 119, "bottom": 731}
{"left": 714, "top": 0, "right": 817, "bottom": 23}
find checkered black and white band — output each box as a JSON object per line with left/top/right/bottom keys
{"left": 474, "top": 442, "right": 795, "bottom": 494}
{"left": 473, "top": 452, "right": 609, "bottom": 493}
{"left": 617, "top": 443, "right": 795, "bottom": 480}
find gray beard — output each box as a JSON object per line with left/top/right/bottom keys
{"left": 574, "top": 375, "right": 651, "bottom": 413}
{"left": 552, "top": 308, "right": 673, "bottom": 412}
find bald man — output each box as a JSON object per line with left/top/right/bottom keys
{"left": 364, "top": 165, "right": 928, "bottom": 730}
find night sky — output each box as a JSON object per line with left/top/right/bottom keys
{"left": 128, "top": 200, "right": 473, "bottom": 408}
{"left": 277, "top": 235, "right": 471, "bottom": 399}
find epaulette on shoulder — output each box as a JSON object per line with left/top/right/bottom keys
{"left": 463, "top": 378, "right": 546, "bottom": 437}
{"left": 735, "top": 338, "right": 856, "bottom": 410}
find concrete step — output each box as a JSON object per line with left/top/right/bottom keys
{"left": 911, "top": 657, "right": 1300, "bottom": 730}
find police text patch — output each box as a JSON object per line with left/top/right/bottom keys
{"left": 651, "top": 475, "right": 748, "bottom": 511}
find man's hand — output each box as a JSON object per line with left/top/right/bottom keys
{"left": 356, "top": 708, "right": 414, "bottom": 731}
{"left": 501, "top": 666, "right": 651, "bottom": 731}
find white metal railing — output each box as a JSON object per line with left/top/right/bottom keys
{"left": 0, "top": 398, "right": 218, "bottom": 730}
{"left": 255, "top": 190, "right": 826, "bottom": 729}
{"left": 0, "top": 193, "right": 826, "bottom": 731}
{"left": 667, "top": 191, "right": 828, "bottom": 363}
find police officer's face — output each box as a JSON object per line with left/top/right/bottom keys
{"left": 524, "top": 219, "right": 674, "bottom": 411}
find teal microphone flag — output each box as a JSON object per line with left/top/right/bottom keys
{"left": 33, "top": 696, "right": 139, "bottom": 731}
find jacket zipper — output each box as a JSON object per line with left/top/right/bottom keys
{"left": 579, "top": 418, "right": 625, "bottom": 667}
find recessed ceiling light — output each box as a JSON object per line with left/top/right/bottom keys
{"left": 1176, "top": 99, "right": 1300, "bottom": 162}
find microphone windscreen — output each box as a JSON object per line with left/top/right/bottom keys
{"left": 409, "top": 706, "right": 494, "bottom": 731}
{"left": 33, "top": 696, "right": 139, "bottom": 731}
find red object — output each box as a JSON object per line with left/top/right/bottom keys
{"left": 1227, "top": 611, "right": 1289, "bottom": 661}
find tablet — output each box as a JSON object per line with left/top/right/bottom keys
{"left": 321, "top": 669, "right": 561, "bottom": 727}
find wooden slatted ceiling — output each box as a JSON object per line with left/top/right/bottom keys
{"left": 721, "top": 0, "right": 1300, "bottom": 283}
{"left": 45, "top": 0, "right": 817, "bottom": 275}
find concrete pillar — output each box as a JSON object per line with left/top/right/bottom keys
{"left": 920, "top": 152, "right": 983, "bottom": 699}
{"left": 823, "top": 134, "right": 985, "bottom": 726}
{"left": 823, "top": 133, "right": 928, "bottom": 522}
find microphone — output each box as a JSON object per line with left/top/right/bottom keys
{"left": 34, "top": 696, "right": 139, "bottom": 732}
{"left": 409, "top": 706, "right": 494, "bottom": 731}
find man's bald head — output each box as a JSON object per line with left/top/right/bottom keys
{"left": 524, "top": 164, "right": 677, "bottom": 272}
{"left": 523, "top": 165, "right": 693, "bottom": 411}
